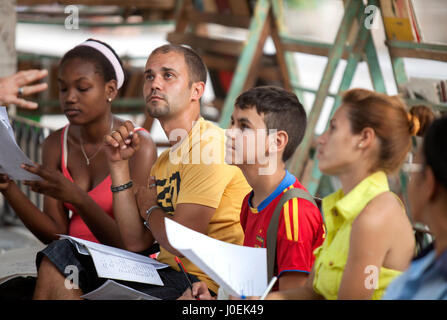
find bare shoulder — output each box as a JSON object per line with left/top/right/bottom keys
{"left": 133, "top": 128, "right": 157, "bottom": 159}
{"left": 352, "top": 191, "right": 405, "bottom": 233}
{"left": 42, "top": 127, "right": 64, "bottom": 148}
{"left": 129, "top": 128, "right": 157, "bottom": 181}
{"left": 135, "top": 128, "right": 156, "bottom": 147}
{"left": 41, "top": 128, "right": 64, "bottom": 167}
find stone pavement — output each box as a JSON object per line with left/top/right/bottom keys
{"left": 0, "top": 225, "right": 43, "bottom": 254}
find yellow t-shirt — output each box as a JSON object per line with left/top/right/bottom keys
{"left": 151, "top": 117, "right": 251, "bottom": 294}
{"left": 312, "top": 171, "right": 402, "bottom": 300}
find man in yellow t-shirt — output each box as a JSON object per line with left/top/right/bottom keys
{"left": 149, "top": 116, "right": 250, "bottom": 294}
{"left": 102, "top": 44, "right": 250, "bottom": 299}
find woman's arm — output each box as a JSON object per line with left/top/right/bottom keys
{"left": 266, "top": 267, "right": 324, "bottom": 300}
{"left": 1, "top": 131, "right": 69, "bottom": 244}
{"left": 337, "top": 192, "right": 400, "bottom": 300}
{"left": 22, "top": 129, "right": 129, "bottom": 247}
{"left": 104, "top": 122, "right": 158, "bottom": 251}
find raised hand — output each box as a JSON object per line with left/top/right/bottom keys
{"left": 0, "top": 69, "right": 48, "bottom": 109}
{"left": 103, "top": 120, "right": 140, "bottom": 163}
{"left": 21, "top": 163, "right": 82, "bottom": 204}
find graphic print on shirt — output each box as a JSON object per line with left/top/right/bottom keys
{"left": 156, "top": 171, "right": 180, "bottom": 213}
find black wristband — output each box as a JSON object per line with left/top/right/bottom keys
{"left": 111, "top": 180, "right": 133, "bottom": 193}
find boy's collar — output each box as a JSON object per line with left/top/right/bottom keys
{"left": 249, "top": 170, "right": 295, "bottom": 211}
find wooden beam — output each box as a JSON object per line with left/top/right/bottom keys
{"left": 388, "top": 47, "right": 447, "bottom": 63}
{"left": 218, "top": 0, "right": 271, "bottom": 129}
{"left": 281, "top": 38, "right": 353, "bottom": 60}
{"left": 17, "top": 0, "right": 176, "bottom": 9}
{"left": 386, "top": 40, "right": 447, "bottom": 63}
{"left": 174, "top": 0, "right": 190, "bottom": 33}
{"left": 202, "top": 53, "right": 281, "bottom": 83}
{"left": 269, "top": 10, "right": 292, "bottom": 91}
{"left": 201, "top": 54, "right": 237, "bottom": 71}
{"left": 167, "top": 32, "right": 244, "bottom": 57}
{"left": 287, "top": 0, "right": 361, "bottom": 179}
{"left": 187, "top": 8, "right": 251, "bottom": 29}
{"left": 242, "top": 9, "right": 271, "bottom": 91}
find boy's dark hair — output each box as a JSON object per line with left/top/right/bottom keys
{"left": 235, "top": 86, "right": 307, "bottom": 162}
{"left": 151, "top": 44, "right": 207, "bottom": 86}
{"left": 60, "top": 38, "right": 124, "bottom": 84}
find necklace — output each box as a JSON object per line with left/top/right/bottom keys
{"left": 79, "top": 120, "right": 113, "bottom": 166}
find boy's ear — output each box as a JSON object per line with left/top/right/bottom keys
{"left": 268, "top": 130, "right": 288, "bottom": 156}
{"left": 191, "top": 81, "right": 205, "bottom": 102}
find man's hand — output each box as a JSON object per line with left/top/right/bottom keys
{"left": 104, "top": 121, "right": 140, "bottom": 164}
{"left": 0, "top": 69, "right": 48, "bottom": 109}
{"left": 178, "top": 281, "right": 214, "bottom": 300}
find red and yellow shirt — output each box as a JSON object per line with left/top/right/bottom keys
{"left": 240, "top": 171, "right": 325, "bottom": 279}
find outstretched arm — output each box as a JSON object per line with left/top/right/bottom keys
{"left": 266, "top": 267, "right": 324, "bottom": 300}
{"left": 0, "top": 132, "right": 69, "bottom": 244}
{"left": 0, "top": 69, "right": 48, "bottom": 109}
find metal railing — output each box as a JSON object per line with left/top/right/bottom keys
{"left": 0, "top": 115, "right": 52, "bottom": 226}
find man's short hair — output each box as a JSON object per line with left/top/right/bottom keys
{"left": 151, "top": 44, "right": 207, "bottom": 86}
{"left": 235, "top": 86, "right": 307, "bottom": 162}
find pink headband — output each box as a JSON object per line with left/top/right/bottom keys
{"left": 78, "top": 40, "right": 125, "bottom": 89}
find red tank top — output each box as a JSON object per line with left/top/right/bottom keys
{"left": 60, "top": 125, "right": 147, "bottom": 243}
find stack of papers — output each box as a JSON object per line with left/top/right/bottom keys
{"left": 59, "top": 235, "right": 168, "bottom": 287}
{"left": 81, "top": 280, "right": 161, "bottom": 300}
{"left": 164, "top": 218, "right": 268, "bottom": 297}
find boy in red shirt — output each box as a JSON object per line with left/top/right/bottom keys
{"left": 180, "top": 86, "right": 325, "bottom": 299}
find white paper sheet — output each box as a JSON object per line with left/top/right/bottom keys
{"left": 88, "top": 248, "right": 163, "bottom": 286}
{"left": 0, "top": 244, "right": 46, "bottom": 285}
{"left": 81, "top": 279, "right": 161, "bottom": 300}
{"left": 164, "top": 218, "right": 268, "bottom": 297}
{"left": 59, "top": 235, "right": 168, "bottom": 269}
{"left": 0, "top": 107, "right": 16, "bottom": 141}
{"left": 59, "top": 235, "right": 167, "bottom": 286}
{"left": 0, "top": 107, "right": 41, "bottom": 181}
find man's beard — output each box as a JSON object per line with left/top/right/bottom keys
{"left": 146, "top": 100, "right": 170, "bottom": 118}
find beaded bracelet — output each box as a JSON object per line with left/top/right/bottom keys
{"left": 111, "top": 180, "right": 133, "bottom": 193}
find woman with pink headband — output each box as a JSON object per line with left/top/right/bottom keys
{"left": 0, "top": 39, "right": 157, "bottom": 249}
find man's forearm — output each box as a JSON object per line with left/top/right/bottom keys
{"left": 109, "top": 160, "right": 154, "bottom": 252}
{"left": 146, "top": 208, "right": 184, "bottom": 257}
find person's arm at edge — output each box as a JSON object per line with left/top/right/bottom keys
{"left": 278, "top": 272, "right": 308, "bottom": 291}
{"left": 337, "top": 193, "right": 398, "bottom": 300}
{"left": 0, "top": 131, "right": 69, "bottom": 243}
{"left": 266, "top": 267, "right": 324, "bottom": 300}
{"left": 0, "top": 69, "right": 48, "bottom": 109}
